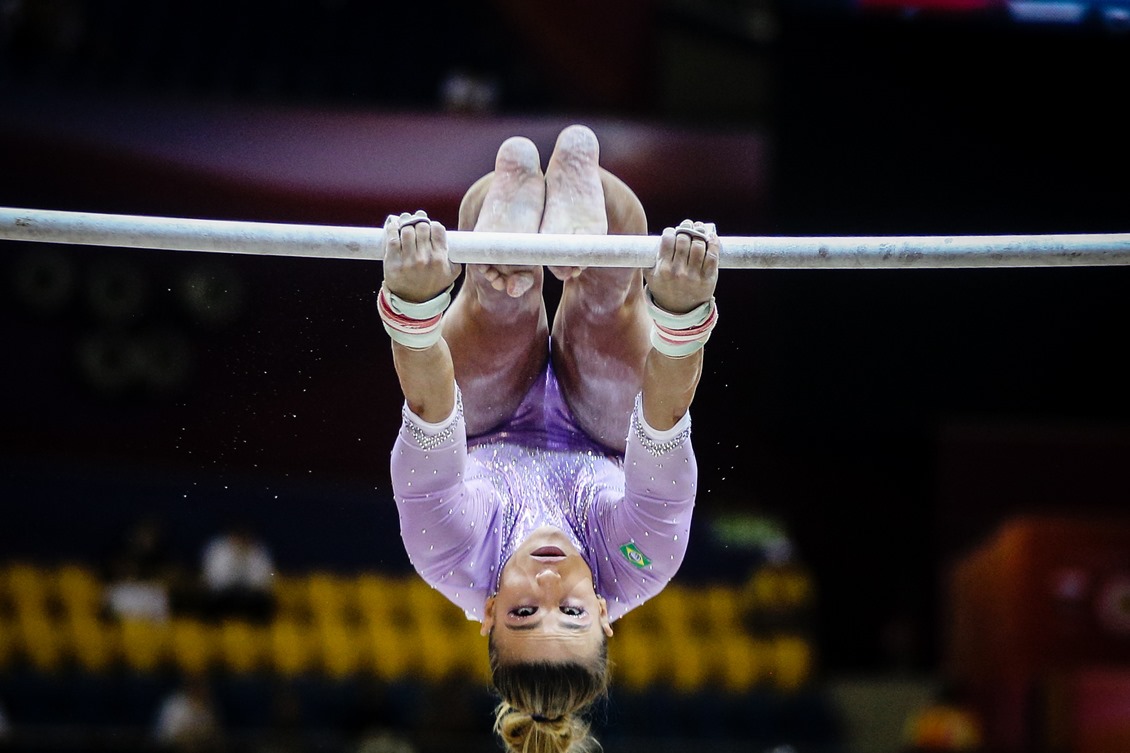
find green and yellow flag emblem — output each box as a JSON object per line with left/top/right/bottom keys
{"left": 619, "top": 542, "right": 651, "bottom": 568}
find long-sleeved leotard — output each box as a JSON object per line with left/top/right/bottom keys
{"left": 391, "top": 376, "right": 697, "bottom": 623}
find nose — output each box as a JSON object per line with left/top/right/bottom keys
{"left": 535, "top": 569, "right": 561, "bottom": 584}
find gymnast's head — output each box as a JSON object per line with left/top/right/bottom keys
{"left": 480, "top": 525, "right": 612, "bottom": 753}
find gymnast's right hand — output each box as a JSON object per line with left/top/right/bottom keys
{"left": 381, "top": 210, "right": 462, "bottom": 303}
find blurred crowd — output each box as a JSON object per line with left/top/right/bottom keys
{"left": 104, "top": 517, "right": 277, "bottom": 627}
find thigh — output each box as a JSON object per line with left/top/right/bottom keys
{"left": 550, "top": 170, "right": 651, "bottom": 452}
{"left": 443, "top": 142, "right": 551, "bottom": 435}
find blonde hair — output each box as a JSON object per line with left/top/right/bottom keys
{"left": 493, "top": 706, "right": 596, "bottom": 753}
{"left": 488, "top": 634, "right": 610, "bottom": 753}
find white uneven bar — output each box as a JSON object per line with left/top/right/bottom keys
{"left": 3, "top": 206, "right": 1130, "bottom": 269}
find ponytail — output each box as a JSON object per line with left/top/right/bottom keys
{"left": 494, "top": 705, "right": 595, "bottom": 753}
{"left": 488, "top": 634, "right": 610, "bottom": 753}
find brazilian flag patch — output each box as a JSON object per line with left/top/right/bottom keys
{"left": 619, "top": 542, "right": 651, "bottom": 568}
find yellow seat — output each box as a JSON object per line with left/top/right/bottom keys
{"left": 668, "top": 634, "right": 707, "bottom": 692}
{"left": 713, "top": 634, "right": 763, "bottom": 693}
{"left": 461, "top": 622, "right": 491, "bottom": 684}
{"left": 358, "top": 574, "right": 417, "bottom": 632}
{"left": 218, "top": 620, "right": 268, "bottom": 674}
{"left": 56, "top": 565, "right": 103, "bottom": 620}
{"left": 769, "top": 635, "right": 812, "bottom": 691}
{"left": 270, "top": 619, "right": 319, "bottom": 676}
{"left": 68, "top": 616, "right": 118, "bottom": 672}
{"left": 307, "top": 573, "right": 355, "bottom": 625}
{"left": 273, "top": 575, "right": 310, "bottom": 622}
{"left": 357, "top": 573, "right": 396, "bottom": 627}
{"left": 367, "top": 620, "right": 419, "bottom": 681}
{"left": 318, "top": 620, "right": 366, "bottom": 678}
{"left": 415, "top": 620, "right": 481, "bottom": 683}
{"left": 701, "top": 586, "right": 743, "bottom": 635}
{"left": 17, "top": 612, "right": 64, "bottom": 671}
{"left": 169, "top": 619, "right": 217, "bottom": 675}
{"left": 6, "top": 563, "right": 51, "bottom": 615}
{"left": 406, "top": 578, "right": 464, "bottom": 629}
{"left": 748, "top": 568, "right": 782, "bottom": 611}
{"left": 608, "top": 629, "right": 662, "bottom": 690}
{"left": 119, "top": 618, "right": 169, "bottom": 672}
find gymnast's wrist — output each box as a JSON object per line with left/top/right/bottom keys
{"left": 378, "top": 282, "right": 454, "bottom": 350}
{"left": 644, "top": 286, "right": 718, "bottom": 359}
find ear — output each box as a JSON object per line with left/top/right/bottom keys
{"left": 597, "top": 595, "right": 613, "bottom": 637}
{"left": 480, "top": 595, "right": 497, "bottom": 637}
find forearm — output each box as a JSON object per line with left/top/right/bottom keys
{"left": 641, "top": 348, "right": 704, "bottom": 431}
{"left": 391, "top": 339, "right": 456, "bottom": 423}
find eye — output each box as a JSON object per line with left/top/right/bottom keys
{"left": 510, "top": 606, "right": 537, "bottom": 618}
{"left": 560, "top": 606, "right": 585, "bottom": 617}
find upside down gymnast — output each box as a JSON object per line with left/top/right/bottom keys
{"left": 381, "top": 124, "right": 720, "bottom": 753}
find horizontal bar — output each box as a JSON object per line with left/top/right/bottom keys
{"left": 3, "top": 206, "right": 1130, "bottom": 269}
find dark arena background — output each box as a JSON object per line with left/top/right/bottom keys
{"left": 2, "top": 2, "right": 1130, "bottom": 752}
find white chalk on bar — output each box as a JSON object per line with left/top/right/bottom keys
{"left": 3, "top": 206, "right": 1130, "bottom": 269}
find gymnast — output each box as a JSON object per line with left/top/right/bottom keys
{"left": 381, "top": 124, "right": 719, "bottom": 753}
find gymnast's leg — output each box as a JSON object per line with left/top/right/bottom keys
{"left": 442, "top": 137, "right": 550, "bottom": 435}
{"left": 544, "top": 125, "right": 651, "bottom": 453}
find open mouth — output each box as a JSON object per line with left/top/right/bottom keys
{"left": 531, "top": 546, "right": 566, "bottom": 559}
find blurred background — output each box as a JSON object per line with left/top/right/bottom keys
{"left": 1, "top": 1, "right": 1129, "bottom": 752}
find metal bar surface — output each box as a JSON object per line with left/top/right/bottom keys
{"left": 4, "top": 206, "right": 1130, "bottom": 269}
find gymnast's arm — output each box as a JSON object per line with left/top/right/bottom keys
{"left": 382, "top": 212, "right": 462, "bottom": 422}
{"left": 392, "top": 339, "right": 456, "bottom": 422}
{"left": 640, "top": 223, "right": 720, "bottom": 431}
{"left": 587, "top": 223, "right": 720, "bottom": 618}
{"left": 383, "top": 213, "right": 500, "bottom": 615}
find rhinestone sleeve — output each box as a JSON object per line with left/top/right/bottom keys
{"left": 630, "top": 393, "right": 691, "bottom": 457}
{"left": 401, "top": 388, "right": 464, "bottom": 451}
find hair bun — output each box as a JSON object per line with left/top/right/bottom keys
{"left": 496, "top": 706, "right": 579, "bottom": 753}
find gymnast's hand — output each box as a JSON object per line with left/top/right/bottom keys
{"left": 646, "top": 220, "right": 720, "bottom": 314}
{"left": 381, "top": 211, "right": 462, "bottom": 303}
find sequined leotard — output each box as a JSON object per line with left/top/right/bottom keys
{"left": 391, "top": 362, "right": 697, "bottom": 623}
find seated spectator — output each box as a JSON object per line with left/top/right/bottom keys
{"left": 105, "top": 572, "right": 171, "bottom": 621}
{"left": 201, "top": 522, "right": 277, "bottom": 623}
{"left": 154, "top": 674, "right": 222, "bottom": 752}
{"left": 105, "top": 516, "right": 177, "bottom": 621}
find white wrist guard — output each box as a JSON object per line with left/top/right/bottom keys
{"left": 378, "top": 282, "right": 454, "bottom": 350}
{"left": 645, "top": 286, "right": 719, "bottom": 358}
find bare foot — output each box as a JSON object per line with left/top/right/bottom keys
{"left": 545, "top": 125, "right": 650, "bottom": 451}
{"left": 458, "top": 136, "right": 545, "bottom": 299}
{"left": 539, "top": 125, "right": 608, "bottom": 282}
{"left": 445, "top": 136, "right": 550, "bottom": 434}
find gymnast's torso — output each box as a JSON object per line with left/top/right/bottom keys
{"left": 390, "top": 359, "right": 697, "bottom": 622}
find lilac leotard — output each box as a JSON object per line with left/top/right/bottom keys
{"left": 391, "top": 359, "right": 697, "bottom": 622}
{"left": 466, "top": 352, "right": 612, "bottom": 457}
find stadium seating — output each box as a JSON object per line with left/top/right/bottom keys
{"left": 0, "top": 561, "right": 816, "bottom": 690}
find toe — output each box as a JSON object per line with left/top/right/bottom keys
{"left": 473, "top": 137, "right": 545, "bottom": 234}
{"left": 495, "top": 136, "right": 541, "bottom": 175}
{"left": 541, "top": 125, "right": 607, "bottom": 235}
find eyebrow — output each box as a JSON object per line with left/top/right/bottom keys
{"left": 504, "top": 620, "right": 589, "bottom": 633}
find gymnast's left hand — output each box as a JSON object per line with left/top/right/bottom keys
{"left": 646, "top": 220, "right": 720, "bottom": 314}
{"left": 381, "top": 211, "right": 462, "bottom": 303}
